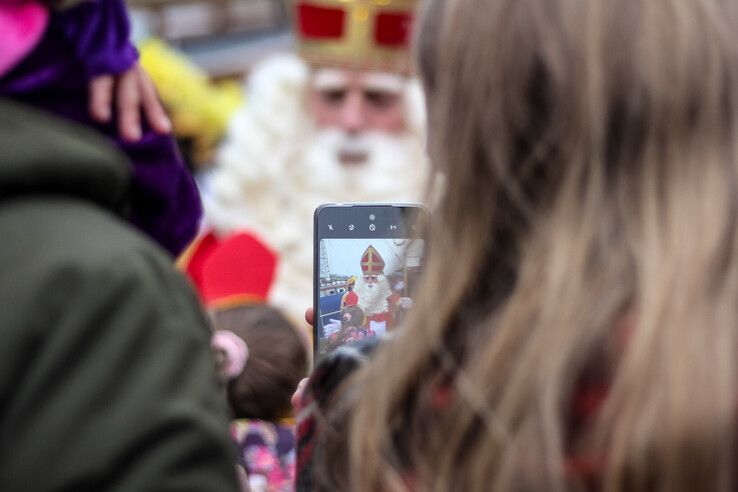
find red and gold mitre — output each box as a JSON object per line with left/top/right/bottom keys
{"left": 361, "top": 245, "right": 385, "bottom": 276}
{"left": 181, "top": 231, "right": 278, "bottom": 309}
{"left": 293, "top": 0, "right": 419, "bottom": 73}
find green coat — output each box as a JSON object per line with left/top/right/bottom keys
{"left": 0, "top": 99, "right": 238, "bottom": 491}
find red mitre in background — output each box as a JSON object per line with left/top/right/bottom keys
{"left": 181, "top": 231, "right": 278, "bottom": 309}
{"left": 361, "top": 245, "right": 385, "bottom": 276}
{"left": 294, "top": 0, "right": 418, "bottom": 73}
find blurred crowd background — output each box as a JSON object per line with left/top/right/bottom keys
{"left": 128, "top": 0, "right": 292, "bottom": 171}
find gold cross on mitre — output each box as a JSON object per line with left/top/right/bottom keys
{"left": 361, "top": 245, "right": 385, "bottom": 275}
{"left": 292, "top": 0, "right": 418, "bottom": 73}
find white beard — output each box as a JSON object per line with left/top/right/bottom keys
{"left": 200, "top": 54, "right": 429, "bottom": 327}
{"left": 354, "top": 275, "right": 392, "bottom": 317}
{"left": 291, "top": 128, "right": 427, "bottom": 203}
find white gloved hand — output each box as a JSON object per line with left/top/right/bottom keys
{"left": 400, "top": 297, "right": 414, "bottom": 309}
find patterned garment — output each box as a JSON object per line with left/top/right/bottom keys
{"left": 231, "top": 419, "right": 296, "bottom": 492}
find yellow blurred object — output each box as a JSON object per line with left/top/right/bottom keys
{"left": 139, "top": 38, "right": 244, "bottom": 167}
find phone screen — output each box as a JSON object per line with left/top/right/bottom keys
{"left": 313, "top": 204, "right": 427, "bottom": 359}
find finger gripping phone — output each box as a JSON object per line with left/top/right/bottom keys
{"left": 313, "top": 203, "right": 428, "bottom": 360}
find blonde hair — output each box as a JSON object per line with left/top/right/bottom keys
{"left": 317, "top": 0, "right": 738, "bottom": 490}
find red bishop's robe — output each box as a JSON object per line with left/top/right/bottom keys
{"left": 364, "top": 293, "right": 400, "bottom": 333}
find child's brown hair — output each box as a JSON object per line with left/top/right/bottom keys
{"left": 213, "top": 305, "right": 309, "bottom": 421}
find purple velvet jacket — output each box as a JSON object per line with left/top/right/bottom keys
{"left": 0, "top": 0, "right": 201, "bottom": 256}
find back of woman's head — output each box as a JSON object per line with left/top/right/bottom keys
{"left": 331, "top": 0, "right": 738, "bottom": 490}
{"left": 214, "top": 305, "right": 309, "bottom": 421}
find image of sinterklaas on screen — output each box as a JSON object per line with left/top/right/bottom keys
{"left": 317, "top": 238, "right": 424, "bottom": 355}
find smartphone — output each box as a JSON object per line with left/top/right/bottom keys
{"left": 313, "top": 203, "right": 428, "bottom": 359}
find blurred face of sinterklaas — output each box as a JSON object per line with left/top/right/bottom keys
{"left": 307, "top": 68, "right": 407, "bottom": 164}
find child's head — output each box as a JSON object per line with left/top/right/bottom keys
{"left": 341, "top": 305, "right": 366, "bottom": 330}
{"left": 212, "top": 305, "right": 309, "bottom": 421}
